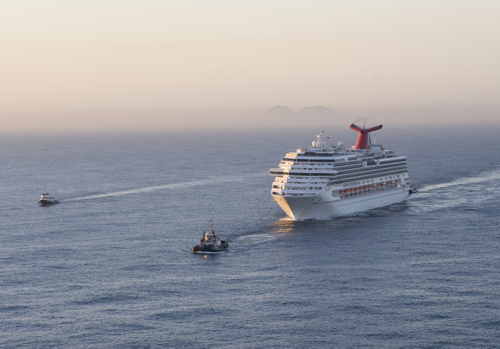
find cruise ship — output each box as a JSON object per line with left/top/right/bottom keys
{"left": 269, "top": 124, "right": 411, "bottom": 220}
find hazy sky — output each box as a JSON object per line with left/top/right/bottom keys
{"left": 1, "top": 0, "right": 499, "bottom": 131}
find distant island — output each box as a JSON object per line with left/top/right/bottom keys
{"left": 261, "top": 104, "right": 463, "bottom": 128}
{"left": 261, "top": 105, "right": 351, "bottom": 128}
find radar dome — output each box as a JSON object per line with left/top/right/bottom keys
{"left": 338, "top": 141, "right": 344, "bottom": 148}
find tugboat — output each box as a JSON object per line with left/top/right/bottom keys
{"left": 38, "top": 191, "right": 60, "bottom": 206}
{"left": 192, "top": 221, "right": 229, "bottom": 253}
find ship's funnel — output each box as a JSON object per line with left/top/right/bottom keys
{"left": 350, "top": 123, "right": 383, "bottom": 149}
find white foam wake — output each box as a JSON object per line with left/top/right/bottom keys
{"left": 67, "top": 173, "right": 264, "bottom": 201}
{"left": 419, "top": 169, "right": 500, "bottom": 192}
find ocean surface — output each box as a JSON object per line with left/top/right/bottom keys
{"left": 1, "top": 125, "right": 500, "bottom": 348}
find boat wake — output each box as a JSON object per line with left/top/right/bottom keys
{"left": 234, "top": 233, "right": 276, "bottom": 246}
{"left": 408, "top": 168, "right": 500, "bottom": 214}
{"left": 418, "top": 168, "right": 500, "bottom": 192}
{"left": 66, "top": 173, "right": 264, "bottom": 201}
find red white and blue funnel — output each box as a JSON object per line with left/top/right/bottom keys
{"left": 350, "top": 123, "right": 383, "bottom": 150}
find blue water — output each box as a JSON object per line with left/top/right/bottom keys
{"left": 1, "top": 125, "right": 500, "bottom": 348}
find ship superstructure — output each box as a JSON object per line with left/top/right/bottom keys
{"left": 269, "top": 124, "right": 411, "bottom": 220}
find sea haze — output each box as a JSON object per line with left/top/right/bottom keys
{"left": 1, "top": 125, "right": 500, "bottom": 348}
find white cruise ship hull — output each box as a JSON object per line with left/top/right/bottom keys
{"left": 274, "top": 187, "right": 409, "bottom": 220}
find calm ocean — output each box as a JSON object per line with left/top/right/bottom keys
{"left": 1, "top": 125, "right": 500, "bottom": 348}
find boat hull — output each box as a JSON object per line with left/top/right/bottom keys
{"left": 38, "top": 200, "right": 60, "bottom": 206}
{"left": 273, "top": 187, "right": 409, "bottom": 220}
{"left": 191, "top": 246, "right": 228, "bottom": 253}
